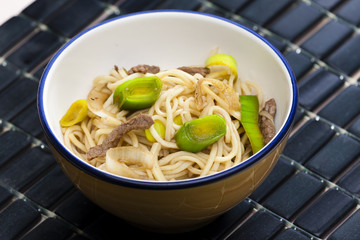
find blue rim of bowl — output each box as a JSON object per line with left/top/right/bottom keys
{"left": 38, "top": 10, "right": 298, "bottom": 190}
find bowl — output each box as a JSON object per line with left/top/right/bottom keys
{"left": 38, "top": 10, "right": 297, "bottom": 233}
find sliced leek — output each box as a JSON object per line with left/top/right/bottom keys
{"left": 113, "top": 76, "right": 162, "bottom": 110}
{"left": 60, "top": 99, "right": 88, "bottom": 127}
{"left": 240, "top": 95, "right": 264, "bottom": 154}
{"left": 175, "top": 115, "right": 226, "bottom": 153}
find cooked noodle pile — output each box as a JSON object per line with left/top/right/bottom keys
{"left": 61, "top": 62, "right": 271, "bottom": 181}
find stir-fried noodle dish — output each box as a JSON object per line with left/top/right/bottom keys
{"left": 60, "top": 51, "right": 277, "bottom": 181}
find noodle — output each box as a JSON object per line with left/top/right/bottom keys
{"left": 61, "top": 61, "right": 271, "bottom": 181}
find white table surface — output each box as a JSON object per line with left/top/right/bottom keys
{"left": 0, "top": 0, "right": 35, "bottom": 25}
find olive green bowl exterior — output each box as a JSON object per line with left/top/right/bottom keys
{"left": 47, "top": 133, "right": 289, "bottom": 233}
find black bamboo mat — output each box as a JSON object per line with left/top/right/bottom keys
{"left": 0, "top": 0, "right": 359, "bottom": 239}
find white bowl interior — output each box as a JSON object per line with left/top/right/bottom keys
{"left": 41, "top": 11, "right": 294, "bottom": 169}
